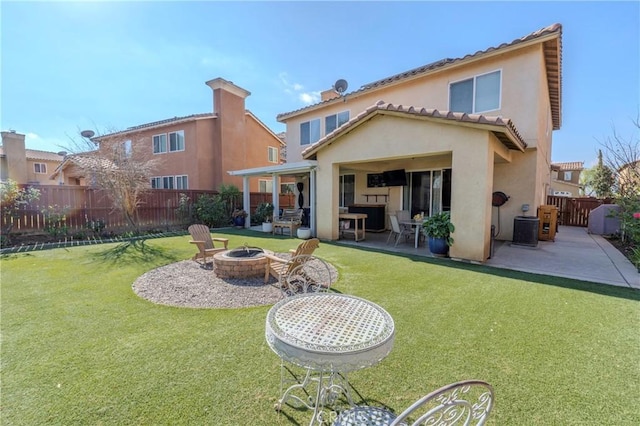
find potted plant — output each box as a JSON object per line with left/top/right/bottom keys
{"left": 422, "top": 211, "right": 455, "bottom": 257}
{"left": 232, "top": 209, "right": 248, "bottom": 227}
{"left": 255, "top": 203, "right": 274, "bottom": 232}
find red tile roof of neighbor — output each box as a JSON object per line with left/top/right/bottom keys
{"left": 95, "top": 113, "right": 216, "bottom": 140}
{"left": 278, "top": 23, "right": 562, "bottom": 130}
{"left": 551, "top": 162, "right": 584, "bottom": 171}
{"left": 0, "top": 147, "right": 64, "bottom": 161}
{"left": 301, "top": 101, "right": 527, "bottom": 159}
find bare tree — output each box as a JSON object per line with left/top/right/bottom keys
{"left": 598, "top": 117, "right": 640, "bottom": 198}
{"left": 66, "top": 129, "right": 163, "bottom": 234}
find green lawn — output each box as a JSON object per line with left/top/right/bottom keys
{"left": 2, "top": 229, "right": 639, "bottom": 425}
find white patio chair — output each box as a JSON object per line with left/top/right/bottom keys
{"left": 333, "top": 379, "right": 494, "bottom": 426}
{"left": 387, "top": 215, "right": 413, "bottom": 246}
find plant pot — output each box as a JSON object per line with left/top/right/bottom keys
{"left": 262, "top": 222, "right": 273, "bottom": 233}
{"left": 233, "top": 216, "right": 245, "bottom": 227}
{"left": 297, "top": 227, "right": 311, "bottom": 239}
{"left": 428, "top": 236, "right": 449, "bottom": 257}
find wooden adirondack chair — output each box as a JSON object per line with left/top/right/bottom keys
{"left": 188, "top": 224, "right": 229, "bottom": 265}
{"left": 263, "top": 238, "right": 320, "bottom": 284}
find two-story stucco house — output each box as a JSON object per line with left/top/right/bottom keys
{"left": 1, "top": 131, "right": 64, "bottom": 185}
{"left": 51, "top": 78, "right": 286, "bottom": 192}
{"left": 550, "top": 161, "right": 584, "bottom": 196}
{"left": 231, "top": 24, "right": 562, "bottom": 263}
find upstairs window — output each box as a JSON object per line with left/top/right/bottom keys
{"left": 34, "top": 163, "right": 47, "bottom": 174}
{"left": 122, "top": 140, "right": 132, "bottom": 158}
{"left": 325, "top": 111, "right": 350, "bottom": 134}
{"left": 563, "top": 171, "right": 572, "bottom": 181}
{"left": 169, "top": 131, "right": 185, "bottom": 152}
{"left": 268, "top": 147, "right": 278, "bottom": 163}
{"left": 153, "top": 134, "right": 167, "bottom": 154}
{"left": 300, "top": 119, "right": 320, "bottom": 145}
{"left": 449, "top": 70, "right": 501, "bottom": 113}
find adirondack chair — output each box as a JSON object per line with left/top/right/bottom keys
{"left": 272, "top": 208, "right": 303, "bottom": 237}
{"left": 263, "top": 239, "right": 330, "bottom": 296}
{"left": 188, "top": 224, "right": 229, "bottom": 266}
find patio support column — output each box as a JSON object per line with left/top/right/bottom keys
{"left": 242, "top": 176, "right": 250, "bottom": 228}
{"left": 310, "top": 168, "right": 316, "bottom": 236}
{"left": 271, "top": 173, "right": 279, "bottom": 218}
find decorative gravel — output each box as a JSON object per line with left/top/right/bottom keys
{"left": 132, "top": 254, "right": 338, "bottom": 309}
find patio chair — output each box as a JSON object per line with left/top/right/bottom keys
{"left": 188, "top": 224, "right": 229, "bottom": 266}
{"left": 272, "top": 208, "right": 303, "bottom": 237}
{"left": 333, "top": 379, "right": 494, "bottom": 426}
{"left": 387, "top": 215, "right": 413, "bottom": 246}
{"left": 264, "top": 238, "right": 332, "bottom": 296}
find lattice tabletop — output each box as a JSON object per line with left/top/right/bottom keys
{"left": 266, "top": 293, "right": 395, "bottom": 372}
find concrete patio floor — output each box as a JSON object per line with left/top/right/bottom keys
{"left": 256, "top": 225, "right": 638, "bottom": 289}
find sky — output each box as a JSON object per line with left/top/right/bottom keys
{"left": 1, "top": 1, "right": 638, "bottom": 167}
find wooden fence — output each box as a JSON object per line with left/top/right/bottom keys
{"left": 546, "top": 196, "right": 614, "bottom": 227}
{"left": 4, "top": 186, "right": 295, "bottom": 234}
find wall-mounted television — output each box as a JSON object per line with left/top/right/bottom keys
{"left": 382, "top": 169, "right": 407, "bottom": 187}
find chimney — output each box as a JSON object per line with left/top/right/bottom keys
{"left": 205, "top": 77, "right": 251, "bottom": 116}
{"left": 205, "top": 78, "right": 251, "bottom": 189}
{"left": 1, "top": 131, "right": 28, "bottom": 184}
{"left": 321, "top": 88, "right": 340, "bottom": 101}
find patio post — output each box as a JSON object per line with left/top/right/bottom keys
{"left": 243, "top": 176, "right": 250, "bottom": 228}
{"left": 310, "top": 168, "right": 316, "bottom": 236}
{"left": 271, "top": 172, "right": 279, "bottom": 218}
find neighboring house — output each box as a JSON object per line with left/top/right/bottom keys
{"left": 51, "top": 78, "right": 286, "bottom": 192}
{"left": 618, "top": 160, "right": 640, "bottom": 196}
{"left": 231, "top": 23, "right": 562, "bottom": 263}
{"left": 0, "top": 131, "right": 64, "bottom": 185}
{"left": 550, "top": 161, "right": 583, "bottom": 197}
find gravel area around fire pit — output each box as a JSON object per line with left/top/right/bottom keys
{"left": 132, "top": 253, "right": 338, "bottom": 309}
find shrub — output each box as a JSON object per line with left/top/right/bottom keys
{"left": 193, "top": 194, "right": 228, "bottom": 228}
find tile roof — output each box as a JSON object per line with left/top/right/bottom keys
{"left": 278, "top": 23, "right": 562, "bottom": 129}
{"left": 551, "top": 161, "right": 584, "bottom": 171}
{"left": 301, "top": 101, "right": 527, "bottom": 159}
{"left": 0, "top": 147, "right": 64, "bottom": 161}
{"left": 96, "top": 113, "right": 216, "bottom": 139}
{"left": 49, "top": 153, "right": 116, "bottom": 179}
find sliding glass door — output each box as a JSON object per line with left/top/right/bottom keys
{"left": 403, "top": 169, "right": 451, "bottom": 217}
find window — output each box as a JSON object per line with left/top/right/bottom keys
{"left": 449, "top": 70, "right": 501, "bottom": 113}
{"left": 281, "top": 183, "right": 295, "bottom": 194}
{"left": 169, "top": 131, "right": 185, "bottom": 152}
{"left": 176, "top": 175, "right": 188, "bottom": 189}
{"left": 325, "top": 111, "right": 350, "bottom": 134}
{"left": 34, "top": 163, "right": 47, "bottom": 174}
{"left": 339, "top": 174, "right": 355, "bottom": 208}
{"left": 300, "top": 119, "right": 320, "bottom": 145}
{"left": 122, "top": 140, "right": 132, "bottom": 158}
{"left": 564, "top": 171, "right": 572, "bottom": 181}
{"left": 268, "top": 147, "right": 278, "bottom": 163}
{"left": 259, "top": 179, "right": 273, "bottom": 193}
{"left": 150, "top": 176, "right": 175, "bottom": 189}
{"left": 153, "top": 134, "right": 167, "bottom": 154}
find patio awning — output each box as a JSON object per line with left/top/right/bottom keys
{"left": 227, "top": 160, "right": 318, "bottom": 177}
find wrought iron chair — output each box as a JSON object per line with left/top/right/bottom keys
{"left": 387, "top": 215, "right": 413, "bottom": 246}
{"left": 187, "top": 224, "right": 229, "bottom": 266}
{"left": 333, "top": 379, "right": 494, "bottom": 426}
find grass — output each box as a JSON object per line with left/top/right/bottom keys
{"left": 2, "top": 229, "right": 639, "bottom": 425}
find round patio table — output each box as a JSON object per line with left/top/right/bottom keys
{"left": 265, "top": 293, "right": 395, "bottom": 425}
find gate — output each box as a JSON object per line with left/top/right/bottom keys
{"left": 546, "top": 196, "right": 614, "bottom": 227}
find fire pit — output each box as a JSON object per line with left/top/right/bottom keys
{"left": 213, "top": 246, "right": 273, "bottom": 279}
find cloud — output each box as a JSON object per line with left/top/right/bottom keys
{"left": 279, "top": 73, "right": 320, "bottom": 105}
{"left": 299, "top": 92, "right": 321, "bottom": 104}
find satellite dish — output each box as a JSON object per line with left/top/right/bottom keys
{"left": 333, "top": 79, "right": 348, "bottom": 94}
{"left": 80, "top": 130, "right": 95, "bottom": 138}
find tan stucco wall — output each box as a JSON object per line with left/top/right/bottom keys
{"left": 315, "top": 114, "right": 510, "bottom": 262}
{"left": 1, "top": 132, "right": 28, "bottom": 184}
{"left": 284, "top": 44, "right": 547, "bottom": 163}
